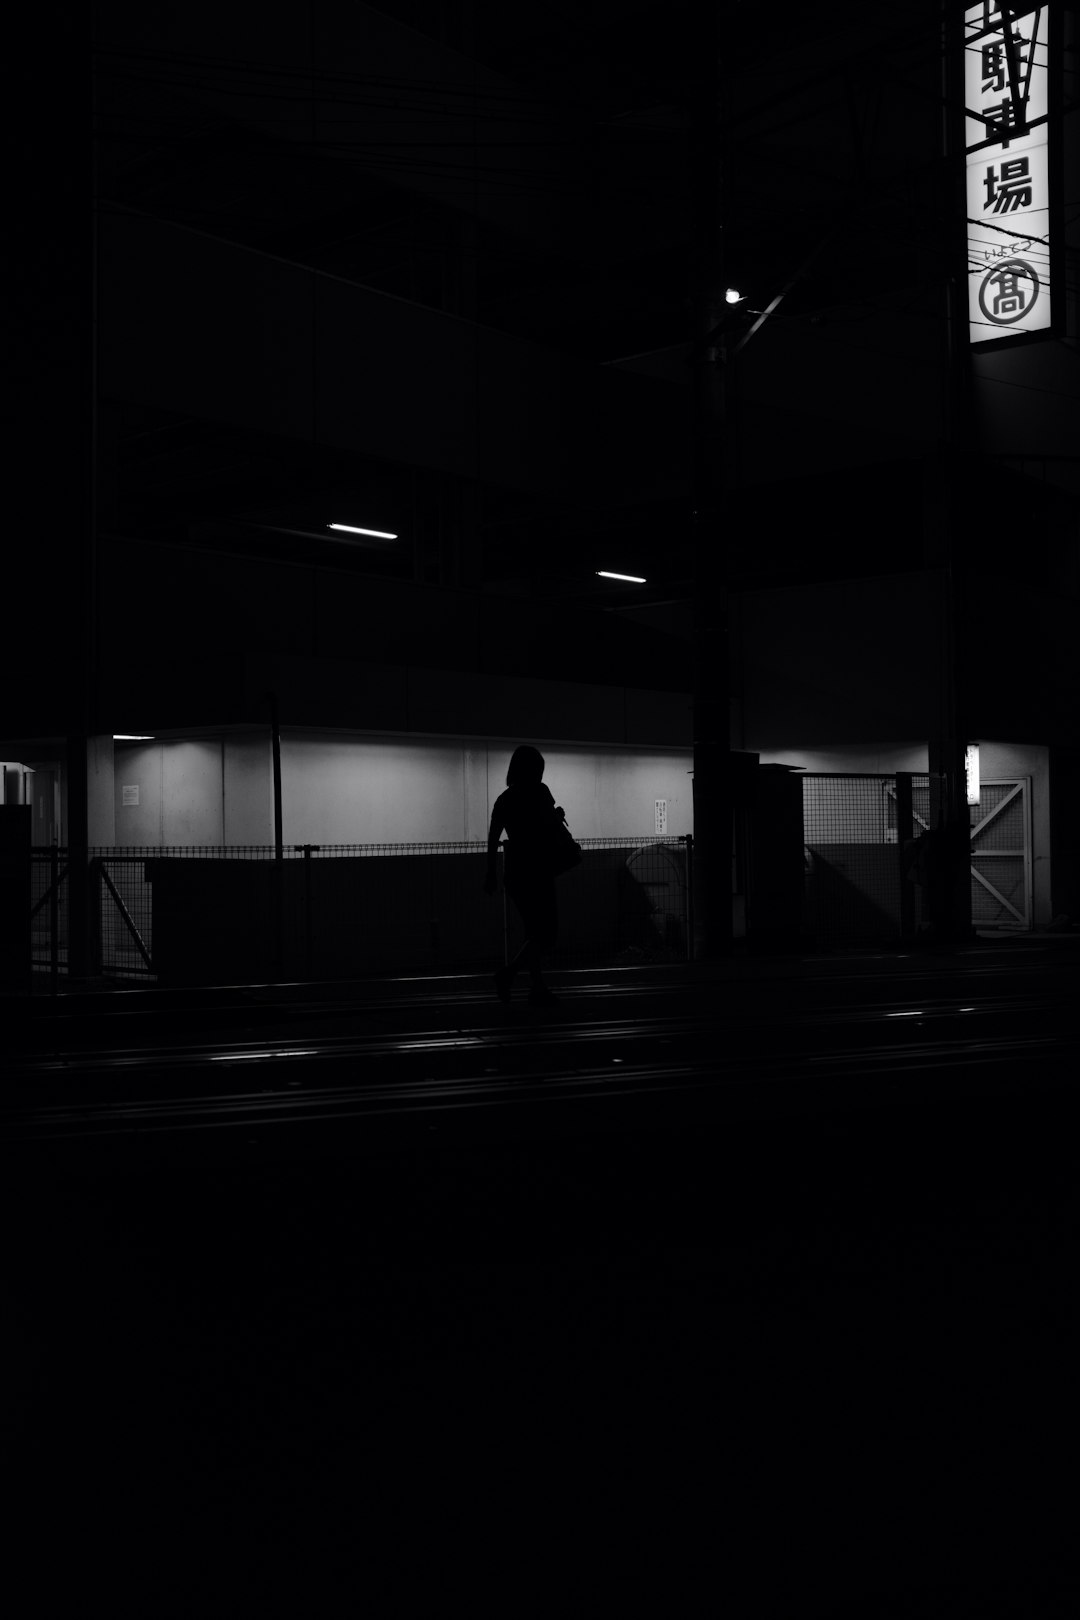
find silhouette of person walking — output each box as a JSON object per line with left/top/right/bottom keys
{"left": 484, "top": 744, "right": 562, "bottom": 1005}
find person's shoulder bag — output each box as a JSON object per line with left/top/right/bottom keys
{"left": 550, "top": 806, "right": 583, "bottom": 876}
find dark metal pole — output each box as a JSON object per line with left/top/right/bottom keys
{"left": 690, "top": 8, "right": 732, "bottom": 959}
{"left": 895, "top": 771, "right": 915, "bottom": 940}
{"left": 49, "top": 841, "right": 59, "bottom": 994}
{"left": 301, "top": 844, "right": 319, "bottom": 978}
{"left": 67, "top": 18, "right": 99, "bottom": 982}
{"left": 270, "top": 693, "right": 284, "bottom": 862}
{"left": 929, "top": 0, "right": 974, "bottom": 946}
{"left": 66, "top": 738, "right": 90, "bottom": 981}
{"left": 269, "top": 692, "right": 284, "bottom": 977}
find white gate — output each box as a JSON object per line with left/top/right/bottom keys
{"left": 969, "top": 778, "right": 1032, "bottom": 930}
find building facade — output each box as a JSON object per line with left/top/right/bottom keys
{"left": 3, "top": 1, "right": 1078, "bottom": 976}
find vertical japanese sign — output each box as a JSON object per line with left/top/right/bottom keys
{"left": 965, "top": 3, "right": 1051, "bottom": 344}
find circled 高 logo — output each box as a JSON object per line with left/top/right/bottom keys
{"left": 978, "top": 258, "right": 1040, "bottom": 326}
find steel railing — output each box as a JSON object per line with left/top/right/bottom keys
{"left": 29, "top": 836, "right": 693, "bottom": 988}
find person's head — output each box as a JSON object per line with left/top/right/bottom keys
{"left": 506, "top": 745, "right": 545, "bottom": 787}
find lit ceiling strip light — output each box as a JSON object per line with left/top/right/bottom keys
{"left": 597, "top": 570, "right": 647, "bottom": 583}
{"left": 209, "top": 1049, "right": 319, "bottom": 1062}
{"left": 327, "top": 523, "right": 398, "bottom": 539}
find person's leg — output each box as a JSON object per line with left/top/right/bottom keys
{"left": 498, "top": 882, "right": 557, "bottom": 1001}
{"left": 504, "top": 885, "right": 542, "bottom": 982}
{"left": 526, "top": 883, "right": 558, "bottom": 1000}
{"left": 522, "top": 938, "right": 543, "bottom": 987}
{"left": 511, "top": 937, "right": 539, "bottom": 974}
{"left": 494, "top": 892, "right": 537, "bottom": 999}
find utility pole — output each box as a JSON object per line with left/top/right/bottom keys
{"left": 689, "top": 8, "right": 732, "bottom": 959}
{"left": 67, "top": 14, "right": 99, "bottom": 980}
{"left": 927, "top": 0, "right": 975, "bottom": 947}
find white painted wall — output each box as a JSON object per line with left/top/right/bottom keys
{"left": 114, "top": 740, "right": 160, "bottom": 845}
{"left": 88, "top": 736, "right": 116, "bottom": 846}
{"left": 108, "top": 731, "right": 693, "bottom": 848}
{"left": 282, "top": 734, "right": 693, "bottom": 844}
{"left": 223, "top": 735, "right": 273, "bottom": 844}
{"left": 162, "top": 743, "right": 225, "bottom": 844}
{"left": 487, "top": 742, "right": 693, "bottom": 842}
{"left": 115, "top": 739, "right": 224, "bottom": 845}
{"left": 281, "top": 734, "right": 471, "bottom": 844}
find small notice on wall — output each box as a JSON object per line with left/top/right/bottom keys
{"left": 122, "top": 785, "right": 139, "bottom": 807}
{"left": 655, "top": 798, "right": 667, "bottom": 835}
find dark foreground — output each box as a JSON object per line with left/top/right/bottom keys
{"left": 2, "top": 941, "right": 1077, "bottom": 1615}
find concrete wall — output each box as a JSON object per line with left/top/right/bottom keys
{"left": 87, "top": 737, "right": 117, "bottom": 846}
{"left": 108, "top": 730, "right": 693, "bottom": 849}
{"left": 733, "top": 567, "right": 1080, "bottom": 761}
{"left": 97, "top": 211, "right": 685, "bottom": 510}
{"left": 222, "top": 736, "right": 274, "bottom": 845}
{"left": 115, "top": 734, "right": 272, "bottom": 846}
{"left": 94, "top": 537, "right": 694, "bottom": 741}
{"left": 114, "top": 740, "right": 227, "bottom": 846}
{"left": 731, "top": 572, "right": 950, "bottom": 752}
{"left": 53, "top": 737, "right": 117, "bottom": 850}
{"left": 280, "top": 734, "right": 693, "bottom": 845}
{"left": 758, "top": 744, "right": 930, "bottom": 775}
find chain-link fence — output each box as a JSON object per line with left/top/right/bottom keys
{"left": 802, "top": 774, "right": 929, "bottom": 944}
{"left": 29, "top": 836, "right": 692, "bottom": 988}
{"left": 30, "top": 847, "right": 69, "bottom": 990}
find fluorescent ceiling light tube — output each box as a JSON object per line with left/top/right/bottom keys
{"left": 209, "top": 1049, "right": 318, "bottom": 1062}
{"left": 327, "top": 523, "right": 398, "bottom": 539}
{"left": 113, "top": 734, "right": 154, "bottom": 740}
{"left": 597, "top": 570, "right": 647, "bottom": 584}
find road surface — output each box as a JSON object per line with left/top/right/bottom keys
{"left": 2, "top": 940, "right": 1076, "bottom": 1613}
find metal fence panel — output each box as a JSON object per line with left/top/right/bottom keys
{"left": 30, "top": 848, "right": 67, "bottom": 988}
{"left": 29, "top": 837, "right": 691, "bottom": 986}
{"left": 802, "top": 774, "right": 929, "bottom": 945}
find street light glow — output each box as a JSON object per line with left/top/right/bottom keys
{"left": 597, "top": 570, "right": 647, "bottom": 584}
{"left": 725, "top": 288, "right": 744, "bottom": 304}
{"left": 327, "top": 523, "right": 399, "bottom": 539}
